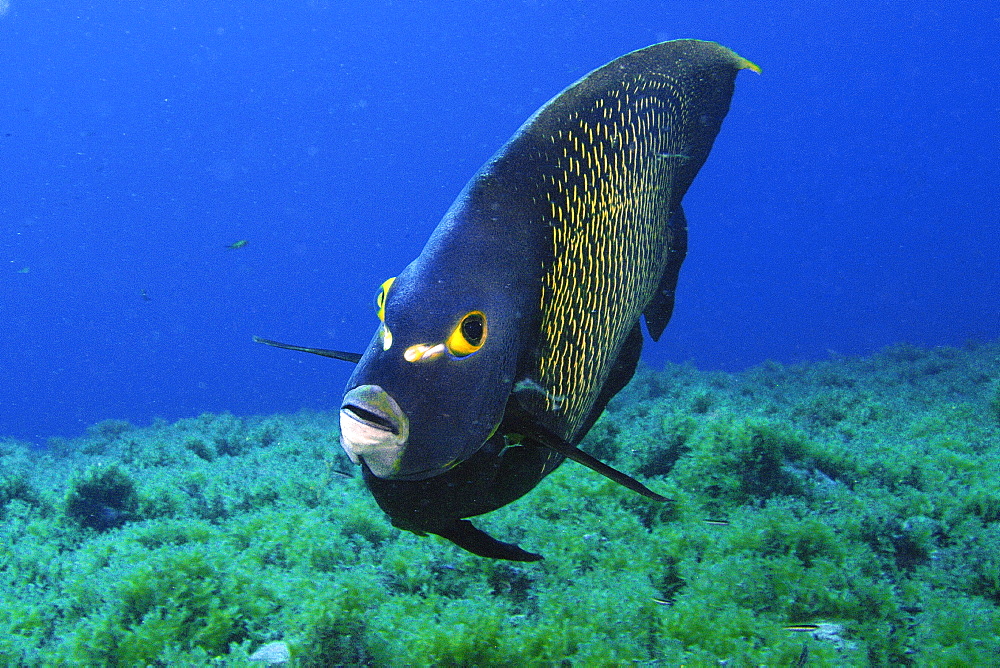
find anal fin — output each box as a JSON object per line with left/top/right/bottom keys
{"left": 429, "top": 519, "right": 543, "bottom": 562}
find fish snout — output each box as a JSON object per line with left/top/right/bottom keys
{"left": 340, "top": 385, "right": 410, "bottom": 478}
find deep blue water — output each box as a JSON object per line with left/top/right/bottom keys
{"left": 2, "top": 1, "right": 997, "bottom": 443}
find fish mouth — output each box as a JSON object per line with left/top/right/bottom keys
{"left": 341, "top": 403, "right": 399, "bottom": 435}
{"left": 339, "top": 385, "right": 410, "bottom": 478}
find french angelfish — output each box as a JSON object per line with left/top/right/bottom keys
{"left": 257, "top": 40, "right": 759, "bottom": 561}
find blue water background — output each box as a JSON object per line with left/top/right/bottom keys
{"left": 1, "top": 1, "right": 997, "bottom": 442}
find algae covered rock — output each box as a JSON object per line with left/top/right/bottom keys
{"left": 65, "top": 464, "right": 139, "bottom": 531}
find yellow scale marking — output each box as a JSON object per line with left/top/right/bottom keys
{"left": 536, "top": 72, "right": 689, "bottom": 440}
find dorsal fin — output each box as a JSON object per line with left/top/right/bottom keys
{"left": 643, "top": 206, "right": 688, "bottom": 341}
{"left": 481, "top": 40, "right": 754, "bottom": 440}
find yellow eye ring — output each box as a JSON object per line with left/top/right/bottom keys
{"left": 375, "top": 277, "right": 396, "bottom": 322}
{"left": 446, "top": 311, "right": 487, "bottom": 358}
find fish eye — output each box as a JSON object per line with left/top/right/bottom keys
{"left": 446, "top": 311, "right": 487, "bottom": 358}
{"left": 461, "top": 314, "right": 484, "bottom": 346}
{"left": 375, "top": 277, "right": 396, "bottom": 322}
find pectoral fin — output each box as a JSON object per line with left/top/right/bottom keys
{"left": 505, "top": 404, "right": 668, "bottom": 502}
{"left": 533, "top": 428, "right": 668, "bottom": 502}
{"left": 253, "top": 336, "right": 363, "bottom": 364}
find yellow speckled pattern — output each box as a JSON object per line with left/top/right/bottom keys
{"left": 528, "top": 42, "right": 756, "bottom": 440}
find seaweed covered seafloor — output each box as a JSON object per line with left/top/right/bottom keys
{"left": 2, "top": 342, "right": 1000, "bottom": 665}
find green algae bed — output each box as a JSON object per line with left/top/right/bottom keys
{"left": 2, "top": 341, "right": 1000, "bottom": 665}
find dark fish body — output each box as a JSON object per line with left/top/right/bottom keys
{"left": 259, "top": 40, "right": 758, "bottom": 560}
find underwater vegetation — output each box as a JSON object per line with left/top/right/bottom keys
{"left": 1, "top": 339, "right": 999, "bottom": 665}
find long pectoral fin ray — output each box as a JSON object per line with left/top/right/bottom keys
{"left": 253, "top": 336, "right": 362, "bottom": 364}
{"left": 507, "top": 405, "right": 667, "bottom": 502}
{"left": 540, "top": 432, "right": 668, "bottom": 502}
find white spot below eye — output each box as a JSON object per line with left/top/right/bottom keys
{"left": 404, "top": 343, "right": 445, "bottom": 363}
{"left": 381, "top": 325, "right": 393, "bottom": 351}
